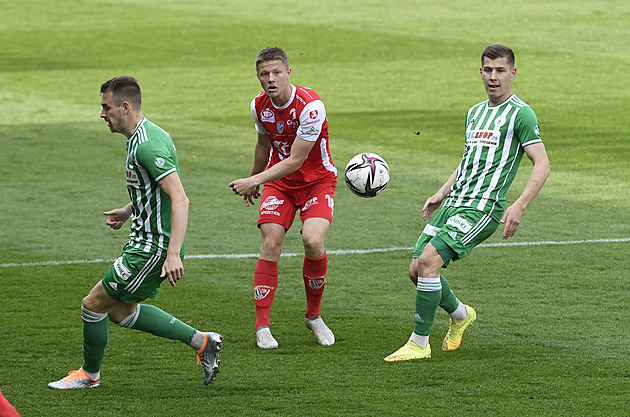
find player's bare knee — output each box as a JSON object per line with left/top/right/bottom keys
{"left": 260, "top": 238, "right": 283, "bottom": 260}
{"left": 302, "top": 235, "right": 325, "bottom": 258}
{"left": 82, "top": 291, "right": 100, "bottom": 311}
{"left": 416, "top": 252, "right": 442, "bottom": 277}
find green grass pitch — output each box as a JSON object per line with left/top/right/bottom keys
{"left": 1, "top": 0, "right": 629, "bottom": 415}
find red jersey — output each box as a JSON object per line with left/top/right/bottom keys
{"left": 251, "top": 84, "right": 337, "bottom": 190}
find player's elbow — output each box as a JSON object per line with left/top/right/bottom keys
{"left": 539, "top": 161, "right": 550, "bottom": 182}
{"left": 174, "top": 194, "right": 190, "bottom": 211}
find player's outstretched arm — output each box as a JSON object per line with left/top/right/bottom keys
{"left": 103, "top": 203, "right": 133, "bottom": 229}
{"left": 501, "top": 142, "right": 550, "bottom": 239}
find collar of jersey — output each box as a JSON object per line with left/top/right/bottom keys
{"left": 269, "top": 85, "right": 296, "bottom": 110}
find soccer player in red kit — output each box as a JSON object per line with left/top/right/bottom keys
{"left": 230, "top": 47, "right": 337, "bottom": 349}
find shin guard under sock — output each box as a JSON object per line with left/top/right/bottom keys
{"left": 254, "top": 259, "right": 278, "bottom": 330}
{"left": 414, "top": 277, "right": 442, "bottom": 337}
{"left": 81, "top": 306, "right": 109, "bottom": 374}
{"left": 303, "top": 253, "right": 327, "bottom": 319}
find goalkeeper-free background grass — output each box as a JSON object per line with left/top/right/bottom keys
{"left": 1, "top": 0, "right": 628, "bottom": 416}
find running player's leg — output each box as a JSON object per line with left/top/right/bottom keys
{"left": 385, "top": 244, "right": 443, "bottom": 361}
{"left": 301, "top": 217, "right": 334, "bottom": 345}
{"left": 410, "top": 209, "right": 473, "bottom": 321}
{"left": 254, "top": 186, "right": 296, "bottom": 348}
{"left": 113, "top": 302, "right": 223, "bottom": 385}
{"left": 108, "top": 253, "right": 223, "bottom": 383}
{"left": 48, "top": 281, "right": 120, "bottom": 389}
{"left": 386, "top": 210, "right": 451, "bottom": 361}
{"left": 301, "top": 217, "right": 329, "bottom": 318}
{"left": 435, "top": 210, "right": 498, "bottom": 350}
{"left": 82, "top": 282, "right": 123, "bottom": 379}
{"left": 254, "top": 222, "right": 285, "bottom": 348}
{"left": 299, "top": 183, "right": 335, "bottom": 345}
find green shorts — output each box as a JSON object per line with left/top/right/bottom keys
{"left": 102, "top": 250, "right": 172, "bottom": 304}
{"left": 412, "top": 206, "right": 499, "bottom": 267}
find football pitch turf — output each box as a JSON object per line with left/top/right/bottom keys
{"left": 1, "top": 0, "right": 629, "bottom": 416}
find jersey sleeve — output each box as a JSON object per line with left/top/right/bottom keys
{"left": 515, "top": 106, "right": 542, "bottom": 147}
{"left": 251, "top": 97, "right": 266, "bottom": 134}
{"left": 296, "top": 100, "right": 326, "bottom": 142}
{"left": 135, "top": 137, "right": 178, "bottom": 182}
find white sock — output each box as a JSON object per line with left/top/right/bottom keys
{"left": 450, "top": 302, "right": 468, "bottom": 322}
{"left": 80, "top": 367, "right": 100, "bottom": 380}
{"left": 189, "top": 331, "right": 205, "bottom": 351}
{"left": 409, "top": 333, "right": 429, "bottom": 348}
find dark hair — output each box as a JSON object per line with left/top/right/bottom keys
{"left": 481, "top": 44, "right": 515, "bottom": 67}
{"left": 255, "top": 47, "right": 289, "bottom": 72}
{"left": 100, "top": 75, "right": 142, "bottom": 109}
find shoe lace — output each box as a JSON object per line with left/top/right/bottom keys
{"left": 63, "top": 370, "right": 81, "bottom": 380}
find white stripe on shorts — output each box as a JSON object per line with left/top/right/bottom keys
{"left": 422, "top": 224, "right": 440, "bottom": 237}
{"left": 461, "top": 214, "right": 492, "bottom": 245}
{"left": 125, "top": 254, "right": 161, "bottom": 294}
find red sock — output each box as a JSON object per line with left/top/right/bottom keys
{"left": 303, "top": 253, "right": 327, "bottom": 319}
{"left": 254, "top": 259, "right": 278, "bottom": 330}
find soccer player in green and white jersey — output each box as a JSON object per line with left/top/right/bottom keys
{"left": 48, "top": 75, "right": 223, "bottom": 388}
{"left": 385, "top": 45, "right": 550, "bottom": 361}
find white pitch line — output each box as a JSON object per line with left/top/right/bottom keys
{"left": 1, "top": 237, "right": 628, "bottom": 268}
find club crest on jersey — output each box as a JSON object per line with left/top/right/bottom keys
{"left": 254, "top": 285, "right": 274, "bottom": 300}
{"left": 277, "top": 120, "right": 284, "bottom": 133}
{"left": 494, "top": 115, "right": 507, "bottom": 129}
{"left": 261, "top": 108, "right": 275, "bottom": 123}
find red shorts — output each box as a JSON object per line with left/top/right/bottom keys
{"left": 258, "top": 182, "right": 336, "bottom": 230}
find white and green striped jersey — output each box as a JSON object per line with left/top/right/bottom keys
{"left": 444, "top": 94, "right": 542, "bottom": 221}
{"left": 124, "top": 118, "right": 184, "bottom": 257}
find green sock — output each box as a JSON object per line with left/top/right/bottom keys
{"left": 414, "top": 277, "right": 442, "bottom": 336}
{"left": 121, "top": 304, "right": 196, "bottom": 344}
{"left": 439, "top": 274, "right": 460, "bottom": 314}
{"left": 81, "top": 306, "right": 109, "bottom": 374}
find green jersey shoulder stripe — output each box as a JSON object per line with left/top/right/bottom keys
{"left": 444, "top": 94, "right": 542, "bottom": 221}
{"left": 125, "top": 118, "right": 183, "bottom": 257}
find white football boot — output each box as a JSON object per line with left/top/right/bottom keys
{"left": 305, "top": 315, "right": 335, "bottom": 346}
{"left": 256, "top": 326, "right": 278, "bottom": 349}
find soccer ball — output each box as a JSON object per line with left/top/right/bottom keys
{"left": 344, "top": 152, "right": 390, "bottom": 198}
